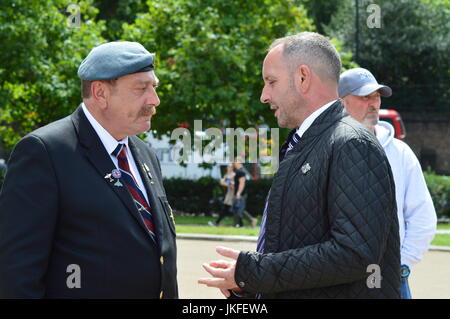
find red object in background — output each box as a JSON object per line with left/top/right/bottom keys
{"left": 379, "top": 109, "right": 407, "bottom": 141}
{"left": 177, "top": 121, "right": 190, "bottom": 128}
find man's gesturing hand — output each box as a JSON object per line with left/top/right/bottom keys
{"left": 198, "top": 246, "right": 241, "bottom": 297}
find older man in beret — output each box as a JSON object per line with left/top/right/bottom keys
{"left": 0, "top": 42, "right": 178, "bottom": 298}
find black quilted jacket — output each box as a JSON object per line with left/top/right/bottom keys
{"left": 235, "top": 101, "right": 401, "bottom": 298}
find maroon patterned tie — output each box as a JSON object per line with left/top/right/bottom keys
{"left": 112, "top": 143, "right": 155, "bottom": 233}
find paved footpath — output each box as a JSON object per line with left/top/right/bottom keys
{"left": 177, "top": 238, "right": 450, "bottom": 299}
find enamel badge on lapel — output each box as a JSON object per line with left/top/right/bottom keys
{"left": 104, "top": 169, "right": 123, "bottom": 187}
{"left": 301, "top": 163, "right": 311, "bottom": 175}
{"left": 142, "top": 163, "right": 154, "bottom": 184}
{"left": 111, "top": 169, "right": 123, "bottom": 187}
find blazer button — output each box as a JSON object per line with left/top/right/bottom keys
{"left": 160, "top": 290, "right": 163, "bottom": 299}
{"left": 160, "top": 256, "right": 164, "bottom": 264}
{"left": 238, "top": 281, "right": 245, "bottom": 288}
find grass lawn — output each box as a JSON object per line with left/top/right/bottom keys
{"left": 437, "top": 223, "right": 450, "bottom": 230}
{"left": 174, "top": 215, "right": 261, "bottom": 228}
{"left": 431, "top": 234, "right": 450, "bottom": 247}
{"left": 175, "top": 215, "right": 450, "bottom": 247}
{"left": 176, "top": 225, "right": 259, "bottom": 237}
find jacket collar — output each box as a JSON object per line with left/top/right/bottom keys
{"left": 292, "top": 100, "right": 344, "bottom": 147}
{"left": 279, "top": 100, "right": 344, "bottom": 160}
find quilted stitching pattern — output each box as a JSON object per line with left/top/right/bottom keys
{"left": 235, "top": 101, "right": 401, "bottom": 299}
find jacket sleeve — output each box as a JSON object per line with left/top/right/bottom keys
{"left": 0, "top": 134, "right": 59, "bottom": 298}
{"left": 235, "top": 138, "right": 398, "bottom": 294}
{"left": 399, "top": 144, "right": 437, "bottom": 268}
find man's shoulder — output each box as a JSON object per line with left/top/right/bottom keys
{"left": 14, "top": 114, "right": 76, "bottom": 154}
{"left": 385, "top": 138, "right": 421, "bottom": 169}
{"left": 27, "top": 113, "right": 74, "bottom": 142}
{"left": 332, "top": 115, "right": 379, "bottom": 147}
{"left": 236, "top": 168, "right": 246, "bottom": 177}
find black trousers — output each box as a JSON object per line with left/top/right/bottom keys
{"left": 215, "top": 204, "right": 232, "bottom": 225}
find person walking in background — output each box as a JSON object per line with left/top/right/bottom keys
{"left": 231, "top": 157, "right": 257, "bottom": 228}
{"left": 339, "top": 67, "right": 437, "bottom": 299}
{"left": 209, "top": 161, "right": 257, "bottom": 228}
{"left": 209, "top": 164, "right": 235, "bottom": 227}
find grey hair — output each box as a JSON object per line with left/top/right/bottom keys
{"left": 269, "top": 32, "right": 341, "bottom": 85}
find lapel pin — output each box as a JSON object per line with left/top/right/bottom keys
{"left": 142, "top": 163, "right": 154, "bottom": 183}
{"left": 104, "top": 173, "right": 113, "bottom": 182}
{"left": 111, "top": 169, "right": 123, "bottom": 187}
{"left": 301, "top": 163, "right": 311, "bottom": 175}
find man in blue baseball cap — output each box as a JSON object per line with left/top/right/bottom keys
{"left": 0, "top": 41, "right": 178, "bottom": 298}
{"left": 339, "top": 67, "right": 437, "bottom": 299}
{"left": 338, "top": 67, "right": 392, "bottom": 129}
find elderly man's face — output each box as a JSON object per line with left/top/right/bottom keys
{"left": 105, "top": 71, "right": 160, "bottom": 140}
{"left": 260, "top": 45, "right": 303, "bottom": 129}
{"left": 342, "top": 91, "right": 381, "bottom": 129}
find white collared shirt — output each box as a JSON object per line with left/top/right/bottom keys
{"left": 296, "top": 100, "right": 338, "bottom": 138}
{"left": 81, "top": 103, "right": 149, "bottom": 203}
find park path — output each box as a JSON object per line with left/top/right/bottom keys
{"left": 177, "top": 238, "right": 450, "bottom": 299}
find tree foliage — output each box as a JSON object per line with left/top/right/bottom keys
{"left": 92, "top": 0, "right": 148, "bottom": 40}
{"left": 0, "top": 0, "right": 357, "bottom": 152}
{"left": 0, "top": 0, "right": 105, "bottom": 149}
{"left": 121, "top": 0, "right": 316, "bottom": 138}
{"left": 299, "top": 0, "right": 345, "bottom": 34}
{"left": 325, "top": 0, "right": 450, "bottom": 111}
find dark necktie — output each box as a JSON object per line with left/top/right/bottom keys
{"left": 112, "top": 143, "right": 155, "bottom": 233}
{"left": 257, "top": 131, "right": 301, "bottom": 253}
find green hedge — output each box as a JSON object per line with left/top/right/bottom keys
{"left": 163, "top": 172, "right": 450, "bottom": 218}
{"left": 163, "top": 177, "right": 272, "bottom": 217}
{"left": 162, "top": 177, "right": 223, "bottom": 216}
{"left": 424, "top": 171, "right": 450, "bottom": 219}
{"left": 0, "top": 171, "right": 448, "bottom": 219}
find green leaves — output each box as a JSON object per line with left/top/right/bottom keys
{"left": 326, "top": 0, "right": 450, "bottom": 112}
{"left": 0, "top": 0, "right": 360, "bottom": 152}
{"left": 122, "top": 0, "right": 315, "bottom": 139}
{"left": 0, "top": 0, "right": 105, "bottom": 149}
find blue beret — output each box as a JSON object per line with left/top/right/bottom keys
{"left": 78, "top": 41, "right": 155, "bottom": 80}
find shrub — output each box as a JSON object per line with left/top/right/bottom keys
{"left": 163, "top": 171, "right": 450, "bottom": 219}
{"left": 424, "top": 171, "right": 450, "bottom": 219}
{"left": 163, "top": 177, "right": 272, "bottom": 217}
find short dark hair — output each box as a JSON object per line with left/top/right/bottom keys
{"left": 81, "top": 79, "right": 117, "bottom": 99}
{"left": 269, "top": 32, "right": 342, "bottom": 85}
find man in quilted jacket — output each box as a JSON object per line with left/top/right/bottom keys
{"left": 198, "top": 32, "right": 401, "bottom": 298}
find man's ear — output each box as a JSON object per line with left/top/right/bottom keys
{"left": 295, "top": 65, "right": 312, "bottom": 94}
{"left": 91, "top": 81, "right": 108, "bottom": 109}
{"left": 340, "top": 96, "right": 348, "bottom": 108}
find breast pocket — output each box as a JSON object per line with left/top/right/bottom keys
{"left": 158, "top": 195, "right": 176, "bottom": 237}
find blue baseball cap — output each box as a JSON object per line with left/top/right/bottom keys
{"left": 78, "top": 41, "right": 154, "bottom": 81}
{"left": 338, "top": 68, "right": 392, "bottom": 98}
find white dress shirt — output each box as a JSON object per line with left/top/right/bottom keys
{"left": 81, "top": 103, "right": 150, "bottom": 203}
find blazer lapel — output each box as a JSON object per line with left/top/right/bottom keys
{"left": 128, "top": 138, "right": 165, "bottom": 247}
{"left": 70, "top": 106, "right": 157, "bottom": 245}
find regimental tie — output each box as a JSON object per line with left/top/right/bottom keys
{"left": 256, "top": 130, "right": 301, "bottom": 254}
{"left": 112, "top": 143, "right": 155, "bottom": 234}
